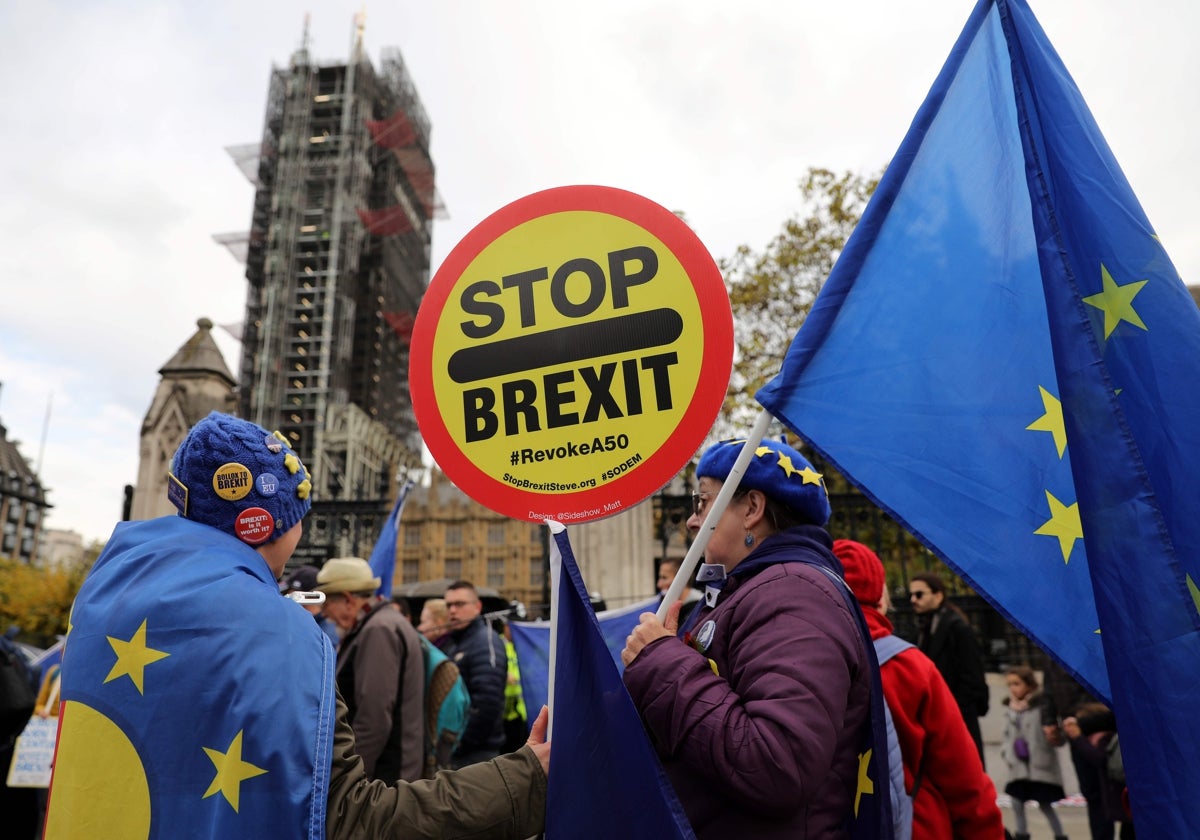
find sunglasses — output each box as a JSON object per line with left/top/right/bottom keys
{"left": 908, "top": 590, "right": 930, "bottom": 600}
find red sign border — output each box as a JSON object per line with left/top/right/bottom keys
{"left": 410, "top": 185, "right": 732, "bottom": 522}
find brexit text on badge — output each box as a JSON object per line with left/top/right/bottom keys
{"left": 212, "top": 463, "right": 253, "bottom": 502}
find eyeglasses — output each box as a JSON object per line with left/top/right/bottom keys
{"left": 908, "top": 590, "right": 930, "bottom": 600}
{"left": 691, "top": 492, "right": 711, "bottom": 518}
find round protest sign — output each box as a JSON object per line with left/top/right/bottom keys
{"left": 410, "top": 185, "right": 732, "bottom": 523}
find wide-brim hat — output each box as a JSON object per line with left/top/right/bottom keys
{"left": 315, "top": 557, "right": 381, "bottom": 595}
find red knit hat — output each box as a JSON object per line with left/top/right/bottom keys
{"left": 832, "top": 539, "right": 885, "bottom": 606}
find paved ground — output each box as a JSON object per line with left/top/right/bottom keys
{"left": 981, "top": 672, "right": 1091, "bottom": 839}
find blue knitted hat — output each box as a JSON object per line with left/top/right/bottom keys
{"left": 168, "top": 411, "right": 312, "bottom": 545}
{"left": 695, "top": 438, "right": 831, "bottom": 527}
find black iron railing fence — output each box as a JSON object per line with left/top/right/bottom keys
{"left": 826, "top": 487, "right": 1042, "bottom": 672}
{"left": 888, "top": 597, "right": 1042, "bottom": 673}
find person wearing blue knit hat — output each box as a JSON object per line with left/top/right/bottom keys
{"left": 48, "top": 411, "right": 549, "bottom": 840}
{"left": 623, "top": 436, "right": 891, "bottom": 839}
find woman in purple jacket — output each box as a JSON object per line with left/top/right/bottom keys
{"left": 622, "top": 438, "right": 877, "bottom": 839}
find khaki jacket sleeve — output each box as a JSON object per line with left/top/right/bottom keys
{"left": 326, "top": 694, "right": 547, "bottom": 840}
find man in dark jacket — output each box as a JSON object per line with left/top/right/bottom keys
{"left": 444, "top": 580, "right": 507, "bottom": 766}
{"left": 909, "top": 572, "right": 990, "bottom": 764}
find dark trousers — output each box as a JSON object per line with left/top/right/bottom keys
{"left": 0, "top": 774, "right": 39, "bottom": 839}
{"left": 1071, "top": 738, "right": 1114, "bottom": 840}
{"left": 502, "top": 715, "right": 528, "bottom": 754}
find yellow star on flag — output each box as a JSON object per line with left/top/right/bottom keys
{"left": 1083, "top": 264, "right": 1148, "bottom": 339}
{"left": 798, "top": 467, "right": 824, "bottom": 487}
{"left": 854, "top": 749, "right": 874, "bottom": 817}
{"left": 1186, "top": 574, "right": 1200, "bottom": 617}
{"left": 777, "top": 453, "right": 801, "bottom": 479}
{"left": 105, "top": 619, "right": 170, "bottom": 694}
{"left": 1034, "top": 491, "right": 1083, "bottom": 563}
{"left": 203, "top": 730, "right": 268, "bottom": 812}
{"left": 754, "top": 446, "right": 773, "bottom": 458}
{"left": 1026, "top": 386, "right": 1067, "bottom": 458}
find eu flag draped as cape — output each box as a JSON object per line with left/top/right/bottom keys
{"left": 756, "top": 0, "right": 1200, "bottom": 831}
{"left": 545, "top": 526, "right": 695, "bottom": 839}
{"left": 509, "top": 595, "right": 658, "bottom": 716}
{"left": 46, "top": 517, "right": 337, "bottom": 839}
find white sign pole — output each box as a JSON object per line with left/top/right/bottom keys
{"left": 544, "top": 519, "right": 565, "bottom": 741}
{"left": 655, "top": 409, "right": 774, "bottom": 622}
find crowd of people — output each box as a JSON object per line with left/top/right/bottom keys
{"left": 27, "top": 412, "right": 548, "bottom": 840}
{"left": 2, "top": 412, "right": 1137, "bottom": 838}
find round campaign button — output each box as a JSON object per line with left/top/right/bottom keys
{"left": 234, "top": 507, "right": 275, "bottom": 545}
{"left": 212, "top": 463, "right": 253, "bottom": 501}
{"left": 256, "top": 473, "right": 280, "bottom": 497}
{"left": 264, "top": 434, "right": 283, "bottom": 454}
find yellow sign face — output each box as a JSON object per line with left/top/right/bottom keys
{"left": 411, "top": 186, "right": 732, "bottom": 523}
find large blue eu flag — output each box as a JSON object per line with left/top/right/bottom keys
{"left": 756, "top": 0, "right": 1200, "bottom": 831}
{"left": 545, "top": 526, "right": 694, "bottom": 839}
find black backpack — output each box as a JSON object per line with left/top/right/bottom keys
{"left": 0, "top": 636, "right": 37, "bottom": 746}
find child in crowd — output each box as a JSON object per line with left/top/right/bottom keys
{"left": 1001, "top": 665, "right": 1067, "bottom": 840}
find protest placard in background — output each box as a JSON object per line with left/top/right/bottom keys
{"left": 7, "top": 716, "right": 57, "bottom": 788}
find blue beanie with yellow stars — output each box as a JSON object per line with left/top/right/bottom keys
{"left": 696, "top": 438, "right": 831, "bottom": 527}
{"left": 168, "top": 411, "right": 313, "bottom": 546}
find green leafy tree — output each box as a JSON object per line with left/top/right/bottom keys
{"left": 709, "top": 168, "right": 958, "bottom": 585}
{"left": 715, "top": 167, "right": 879, "bottom": 438}
{"left": 0, "top": 542, "right": 99, "bottom": 648}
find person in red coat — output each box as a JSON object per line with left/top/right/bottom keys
{"left": 833, "top": 539, "right": 1006, "bottom": 839}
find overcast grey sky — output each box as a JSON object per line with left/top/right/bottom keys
{"left": 1, "top": 1, "right": 1194, "bottom": 544}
